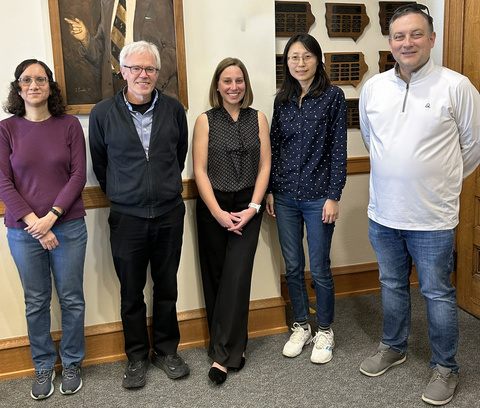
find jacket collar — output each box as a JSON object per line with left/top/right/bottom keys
{"left": 394, "top": 57, "right": 435, "bottom": 84}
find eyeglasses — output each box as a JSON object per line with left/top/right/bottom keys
{"left": 17, "top": 76, "right": 49, "bottom": 87}
{"left": 287, "top": 55, "right": 316, "bottom": 64}
{"left": 394, "top": 3, "right": 430, "bottom": 17}
{"left": 123, "top": 65, "right": 159, "bottom": 76}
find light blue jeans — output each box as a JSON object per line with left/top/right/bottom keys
{"left": 274, "top": 193, "right": 335, "bottom": 327}
{"left": 7, "top": 218, "right": 87, "bottom": 371}
{"left": 369, "top": 219, "right": 459, "bottom": 372}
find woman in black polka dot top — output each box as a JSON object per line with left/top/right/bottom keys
{"left": 193, "top": 57, "right": 271, "bottom": 385}
{"left": 266, "top": 34, "right": 347, "bottom": 364}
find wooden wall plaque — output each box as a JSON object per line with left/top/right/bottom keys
{"left": 379, "top": 51, "right": 396, "bottom": 72}
{"left": 276, "top": 54, "right": 284, "bottom": 87}
{"left": 324, "top": 52, "right": 368, "bottom": 87}
{"left": 275, "top": 1, "right": 315, "bottom": 37}
{"left": 325, "top": 3, "right": 370, "bottom": 41}
{"left": 346, "top": 99, "right": 360, "bottom": 129}
{"left": 379, "top": 1, "right": 416, "bottom": 35}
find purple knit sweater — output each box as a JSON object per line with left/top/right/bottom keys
{"left": 0, "top": 115, "right": 86, "bottom": 228}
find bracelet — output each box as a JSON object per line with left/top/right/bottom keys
{"left": 248, "top": 202, "right": 261, "bottom": 213}
{"left": 49, "top": 207, "right": 62, "bottom": 218}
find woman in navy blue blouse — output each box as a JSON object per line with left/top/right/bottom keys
{"left": 266, "top": 34, "right": 347, "bottom": 364}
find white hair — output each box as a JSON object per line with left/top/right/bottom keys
{"left": 119, "top": 40, "right": 161, "bottom": 70}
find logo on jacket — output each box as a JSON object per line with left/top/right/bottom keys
{"left": 425, "top": 103, "right": 431, "bottom": 108}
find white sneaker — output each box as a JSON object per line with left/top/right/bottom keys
{"left": 311, "top": 328, "right": 335, "bottom": 364}
{"left": 282, "top": 323, "right": 312, "bottom": 357}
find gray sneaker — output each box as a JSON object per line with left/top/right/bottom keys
{"left": 360, "top": 342, "right": 406, "bottom": 377}
{"left": 60, "top": 364, "right": 83, "bottom": 395}
{"left": 31, "top": 369, "right": 55, "bottom": 400}
{"left": 421, "top": 364, "right": 459, "bottom": 406}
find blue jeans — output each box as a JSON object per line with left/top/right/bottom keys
{"left": 369, "top": 219, "right": 458, "bottom": 371}
{"left": 274, "top": 193, "right": 335, "bottom": 327}
{"left": 7, "top": 218, "right": 87, "bottom": 371}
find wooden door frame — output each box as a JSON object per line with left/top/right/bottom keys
{"left": 443, "top": 0, "right": 480, "bottom": 315}
{"left": 443, "top": 1, "right": 464, "bottom": 74}
{"left": 444, "top": 0, "right": 480, "bottom": 93}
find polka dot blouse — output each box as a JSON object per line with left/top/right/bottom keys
{"left": 269, "top": 85, "right": 347, "bottom": 201}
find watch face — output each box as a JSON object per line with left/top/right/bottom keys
{"left": 249, "top": 203, "right": 261, "bottom": 213}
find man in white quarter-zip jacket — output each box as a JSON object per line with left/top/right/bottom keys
{"left": 358, "top": 4, "right": 480, "bottom": 407}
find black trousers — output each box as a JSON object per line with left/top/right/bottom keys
{"left": 108, "top": 203, "right": 185, "bottom": 361}
{"left": 196, "top": 188, "right": 264, "bottom": 368}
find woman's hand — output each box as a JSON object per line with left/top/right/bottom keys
{"left": 39, "top": 231, "right": 59, "bottom": 250}
{"left": 213, "top": 210, "right": 243, "bottom": 235}
{"left": 229, "top": 207, "right": 257, "bottom": 235}
{"left": 266, "top": 194, "right": 275, "bottom": 217}
{"left": 24, "top": 212, "right": 57, "bottom": 239}
{"left": 322, "top": 199, "right": 339, "bottom": 224}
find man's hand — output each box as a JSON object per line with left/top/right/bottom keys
{"left": 64, "top": 17, "right": 88, "bottom": 43}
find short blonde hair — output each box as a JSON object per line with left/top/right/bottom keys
{"left": 208, "top": 58, "right": 253, "bottom": 109}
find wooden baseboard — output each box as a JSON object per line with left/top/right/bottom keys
{"left": 0, "top": 297, "right": 287, "bottom": 381}
{"left": 4, "top": 260, "right": 415, "bottom": 381}
{"left": 281, "top": 262, "right": 419, "bottom": 303}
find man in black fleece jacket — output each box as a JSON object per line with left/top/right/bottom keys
{"left": 89, "top": 40, "right": 189, "bottom": 389}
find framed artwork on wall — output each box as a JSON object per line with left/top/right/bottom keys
{"left": 48, "top": 0, "right": 188, "bottom": 114}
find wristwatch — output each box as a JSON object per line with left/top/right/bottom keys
{"left": 248, "top": 202, "right": 261, "bottom": 213}
{"left": 49, "top": 207, "right": 62, "bottom": 218}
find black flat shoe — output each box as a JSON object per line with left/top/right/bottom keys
{"left": 228, "top": 356, "right": 246, "bottom": 372}
{"left": 209, "top": 367, "right": 227, "bottom": 384}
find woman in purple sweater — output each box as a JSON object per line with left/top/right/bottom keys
{"left": 0, "top": 60, "right": 87, "bottom": 400}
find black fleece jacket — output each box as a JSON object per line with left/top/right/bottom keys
{"left": 89, "top": 89, "right": 188, "bottom": 218}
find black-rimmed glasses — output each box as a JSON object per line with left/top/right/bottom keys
{"left": 123, "top": 65, "right": 159, "bottom": 76}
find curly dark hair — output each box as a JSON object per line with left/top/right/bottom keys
{"left": 3, "top": 59, "right": 66, "bottom": 117}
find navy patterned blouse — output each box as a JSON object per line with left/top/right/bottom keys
{"left": 269, "top": 85, "right": 347, "bottom": 201}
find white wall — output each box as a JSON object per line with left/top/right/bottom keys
{"left": 0, "top": 0, "right": 444, "bottom": 340}
{"left": 0, "top": 0, "right": 281, "bottom": 339}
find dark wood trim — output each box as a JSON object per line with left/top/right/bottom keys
{"left": 346, "top": 156, "right": 370, "bottom": 175}
{"left": 0, "top": 157, "right": 369, "bottom": 217}
{"left": 81, "top": 179, "right": 199, "bottom": 210}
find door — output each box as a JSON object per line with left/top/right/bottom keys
{"left": 444, "top": 0, "right": 480, "bottom": 317}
